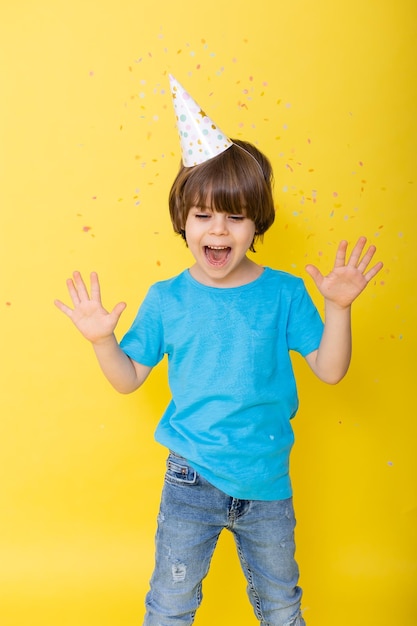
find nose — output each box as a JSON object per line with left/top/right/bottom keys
{"left": 209, "top": 213, "right": 229, "bottom": 235}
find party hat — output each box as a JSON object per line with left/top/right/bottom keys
{"left": 169, "top": 74, "right": 233, "bottom": 167}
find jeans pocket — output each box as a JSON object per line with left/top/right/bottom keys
{"left": 165, "top": 454, "right": 198, "bottom": 486}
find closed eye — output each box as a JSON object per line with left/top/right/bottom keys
{"left": 228, "top": 215, "right": 245, "bottom": 221}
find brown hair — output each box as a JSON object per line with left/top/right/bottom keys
{"left": 168, "top": 139, "right": 275, "bottom": 252}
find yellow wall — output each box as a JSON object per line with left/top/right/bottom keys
{"left": 1, "top": 1, "right": 416, "bottom": 624}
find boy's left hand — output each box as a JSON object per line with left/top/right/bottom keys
{"left": 305, "top": 237, "right": 383, "bottom": 309}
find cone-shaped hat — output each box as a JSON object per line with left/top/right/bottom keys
{"left": 169, "top": 74, "right": 233, "bottom": 167}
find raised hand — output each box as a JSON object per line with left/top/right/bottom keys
{"left": 54, "top": 271, "right": 126, "bottom": 344}
{"left": 305, "top": 237, "right": 383, "bottom": 309}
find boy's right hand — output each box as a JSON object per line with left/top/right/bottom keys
{"left": 54, "top": 271, "right": 126, "bottom": 344}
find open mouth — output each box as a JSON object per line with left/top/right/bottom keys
{"left": 204, "top": 245, "right": 231, "bottom": 266}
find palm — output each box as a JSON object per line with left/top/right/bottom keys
{"left": 55, "top": 272, "right": 126, "bottom": 343}
{"left": 306, "top": 237, "right": 383, "bottom": 308}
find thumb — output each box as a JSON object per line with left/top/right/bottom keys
{"left": 305, "top": 264, "right": 323, "bottom": 285}
{"left": 110, "top": 301, "right": 127, "bottom": 324}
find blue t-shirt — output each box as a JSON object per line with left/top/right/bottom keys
{"left": 120, "top": 268, "right": 323, "bottom": 500}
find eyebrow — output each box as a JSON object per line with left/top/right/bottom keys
{"left": 192, "top": 205, "right": 211, "bottom": 211}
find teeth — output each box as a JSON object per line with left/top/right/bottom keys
{"left": 207, "top": 245, "right": 228, "bottom": 250}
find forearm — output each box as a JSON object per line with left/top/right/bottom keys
{"left": 308, "top": 301, "right": 352, "bottom": 384}
{"left": 91, "top": 334, "right": 144, "bottom": 394}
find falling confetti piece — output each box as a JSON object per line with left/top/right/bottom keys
{"left": 6, "top": 302, "right": 11, "bottom": 306}
{"left": 82, "top": 226, "right": 92, "bottom": 232}
{"left": 387, "top": 461, "right": 393, "bottom": 466}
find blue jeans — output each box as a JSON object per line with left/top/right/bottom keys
{"left": 143, "top": 453, "right": 306, "bottom": 626}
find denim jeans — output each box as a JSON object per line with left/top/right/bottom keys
{"left": 143, "top": 453, "right": 306, "bottom": 626}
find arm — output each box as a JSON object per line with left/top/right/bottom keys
{"left": 304, "top": 237, "right": 383, "bottom": 384}
{"left": 54, "top": 271, "right": 152, "bottom": 394}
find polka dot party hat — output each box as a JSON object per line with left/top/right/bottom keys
{"left": 169, "top": 74, "right": 233, "bottom": 167}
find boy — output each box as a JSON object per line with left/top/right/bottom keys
{"left": 55, "top": 77, "right": 382, "bottom": 626}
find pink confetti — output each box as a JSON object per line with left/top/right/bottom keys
{"left": 83, "top": 226, "right": 92, "bottom": 232}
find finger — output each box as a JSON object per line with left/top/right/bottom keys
{"left": 333, "top": 240, "right": 348, "bottom": 268}
{"left": 66, "top": 277, "right": 81, "bottom": 306}
{"left": 89, "top": 272, "right": 102, "bottom": 302}
{"left": 356, "top": 244, "right": 377, "bottom": 273}
{"left": 346, "top": 236, "right": 367, "bottom": 267}
{"left": 364, "top": 261, "right": 384, "bottom": 283}
{"left": 72, "top": 271, "right": 90, "bottom": 301}
{"left": 54, "top": 298, "right": 74, "bottom": 318}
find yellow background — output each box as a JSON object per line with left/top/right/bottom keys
{"left": 1, "top": 1, "right": 416, "bottom": 625}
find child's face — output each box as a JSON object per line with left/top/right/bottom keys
{"left": 184, "top": 206, "right": 257, "bottom": 287}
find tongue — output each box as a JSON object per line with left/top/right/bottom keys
{"left": 206, "top": 247, "right": 230, "bottom": 265}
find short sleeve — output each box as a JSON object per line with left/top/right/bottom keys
{"left": 286, "top": 280, "right": 324, "bottom": 356}
{"left": 120, "top": 285, "right": 165, "bottom": 367}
